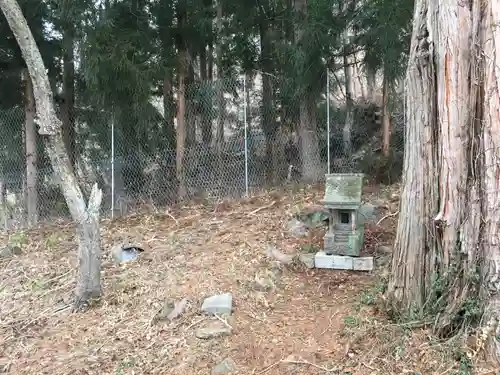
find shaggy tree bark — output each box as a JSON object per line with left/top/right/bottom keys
{"left": 387, "top": 0, "right": 500, "bottom": 363}
{"left": 0, "top": 0, "right": 103, "bottom": 310}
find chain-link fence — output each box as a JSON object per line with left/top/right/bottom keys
{"left": 0, "top": 71, "right": 405, "bottom": 231}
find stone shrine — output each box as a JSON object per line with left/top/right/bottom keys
{"left": 314, "top": 173, "right": 373, "bottom": 271}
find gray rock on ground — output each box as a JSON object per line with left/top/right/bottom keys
{"left": 201, "top": 293, "right": 233, "bottom": 315}
{"left": 195, "top": 321, "right": 232, "bottom": 339}
{"left": 212, "top": 357, "right": 237, "bottom": 374}
{"left": 377, "top": 245, "right": 392, "bottom": 254}
{"left": 359, "top": 203, "right": 377, "bottom": 223}
{"left": 0, "top": 245, "right": 22, "bottom": 259}
{"left": 152, "top": 298, "right": 188, "bottom": 323}
{"left": 265, "top": 246, "right": 294, "bottom": 264}
{"left": 287, "top": 218, "right": 308, "bottom": 237}
{"left": 298, "top": 253, "right": 315, "bottom": 268}
{"left": 111, "top": 243, "right": 143, "bottom": 264}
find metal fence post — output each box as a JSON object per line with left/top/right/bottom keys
{"left": 243, "top": 74, "right": 249, "bottom": 197}
{"left": 326, "top": 67, "right": 331, "bottom": 174}
{"left": 111, "top": 112, "right": 115, "bottom": 218}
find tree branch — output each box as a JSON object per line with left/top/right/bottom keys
{"left": 0, "top": 0, "right": 59, "bottom": 136}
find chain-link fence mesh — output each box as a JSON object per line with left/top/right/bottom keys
{"left": 0, "top": 72, "right": 405, "bottom": 231}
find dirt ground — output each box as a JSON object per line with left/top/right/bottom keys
{"left": 0, "top": 184, "right": 496, "bottom": 375}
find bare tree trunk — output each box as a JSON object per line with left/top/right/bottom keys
{"left": 199, "top": 44, "right": 212, "bottom": 145}
{"left": 381, "top": 71, "right": 391, "bottom": 156}
{"left": 294, "top": 0, "right": 323, "bottom": 182}
{"left": 366, "top": 68, "right": 376, "bottom": 102}
{"left": 298, "top": 95, "right": 322, "bottom": 181}
{"left": 342, "top": 19, "right": 354, "bottom": 157}
{"left": 215, "top": 0, "right": 225, "bottom": 183}
{"left": 186, "top": 62, "right": 196, "bottom": 147}
{"left": 176, "top": 52, "right": 188, "bottom": 199}
{"left": 0, "top": 181, "right": 6, "bottom": 230}
{"left": 208, "top": 42, "right": 214, "bottom": 80}
{"left": 62, "top": 28, "right": 76, "bottom": 172}
{"left": 1, "top": 0, "right": 103, "bottom": 310}
{"left": 260, "top": 15, "right": 278, "bottom": 185}
{"left": 387, "top": 0, "right": 500, "bottom": 363}
{"left": 163, "top": 72, "right": 176, "bottom": 150}
{"left": 23, "top": 69, "right": 37, "bottom": 226}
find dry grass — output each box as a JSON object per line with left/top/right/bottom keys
{"left": 0, "top": 184, "right": 494, "bottom": 375}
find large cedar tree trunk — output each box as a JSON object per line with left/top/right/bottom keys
{"left": 387, "top": 0, "right": 500, "bottom": 363}
{"left": 1, "top": 0, "right": 103, "bottom": 310}
{"left": 23, "top": 69, "right": 37, "bottom": 226}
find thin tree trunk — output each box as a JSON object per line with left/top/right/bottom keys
{"left": 0, "top": 181, "right": 6, "bottom": 230}
{"left": 208, "top": 42, "right": 214, "bottom": 80}
{"left": 186, "top": 61, "right": 195, "bottom": 147}
{"left": 366, "top": 68, "right": 376, "bottom": 102}
{"left": 381, "top": 71, "right": 391, "bottom": 156}
{"left": 163, "top": 72, "right": 176, "bottom": 150}
{"left": 0, "top": 0, "right": 103, "bottom": 310}
{"left": 387, "top": 0, "right": 500, "bottom": 363}
{"left": 176, "top": 51, "right": 188, "bottom": 199}
{"left": 215, "top": 0, "right": 224, "bottom": 183}
{"left": 62, "top": 28, "right": 76, "bottom": 172}
{"left": 342, "top": 17, "right": 354, "bottom": 157}
{"left": 199, "top": 44, "right": 212, "bottom": 145}
{"left": 23, "top": 69, "right": 37, "bottom": 226}
{"left": 260, "top": 16, "right": 277, "bottom": 185}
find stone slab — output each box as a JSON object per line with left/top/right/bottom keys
{"left": 314, "top": 252, "right": 353, "bottom": 270}
{"left": 314, "top": 252, "right": 374, "bottom": 272}
{"left": 353, "top": 256, "right": 374, "bottom": 271}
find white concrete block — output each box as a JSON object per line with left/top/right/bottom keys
{"left": 314, "top": 251, "right": 353, "bottom": 270}
{"left": 353, "top": 256, "right": 374, "bottom": 271}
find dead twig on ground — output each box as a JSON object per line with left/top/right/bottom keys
{"left": 249, "top": 201, "right": 276, "bottom": 215}
{"left": 185, "top": 317, "right": 205, "bottom": 330}
{"left": 214, "top": 313, "right": 233, "bottom": 329}
{"left": 257, "top": 356, "right": 340, "bottom": 374}
{"left": 376, "top": 210, "right": 399, "bottom": 226}
{"left": 165, "top": 211, "right": 179, "bottom": 226}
